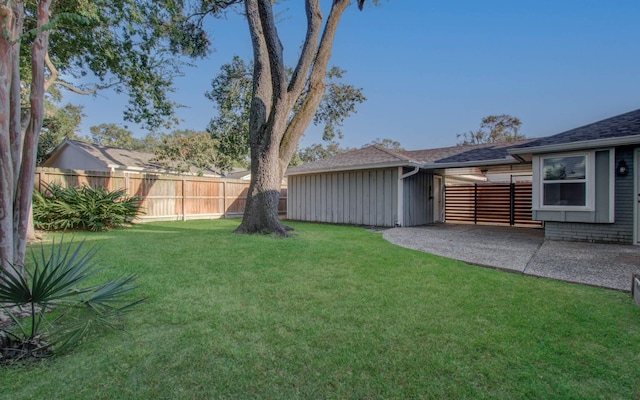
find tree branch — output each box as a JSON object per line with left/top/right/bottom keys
{"left": 52, "top": 80, "right": 100, "bottom": 95}
{"left": 287, "top": 0, "right": 321, "bottom": 103}
{"left": 44, "top": 52, "right": 58, "bottom": 92}
{"left": 185, "top": 0, "right": 243, "bottom": 25}
{"left": 256, "top": 0, "right": 286, "bottom": 100}
{"left": 245, "top": 0, "right": 273, "bottom": 154}
{"left": 280, "top": 0, "right": 350, "bottom": 164}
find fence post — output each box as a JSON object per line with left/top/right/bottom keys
{"left": 510, "top": 183, "right": 516, "bottom": 226}
{"left": 225, "top": 181, "right": 229, "bottom": 219}
{"left": 473, "top": 183, "right": 478, "bottom": 224}
{"left": 181, "top": 179, "right": 186, "bottom": 221}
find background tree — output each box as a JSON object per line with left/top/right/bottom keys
{"left": 152, "top": 130, "right": 218, "bottom": 175}
{"left": 88, "top": 123, "right": 143, "bottom": 150}
{"left": 1, "top": 0, "right": 232, "bottom": 273}
{"left": 297, "top": 141, "right": 350, "bottom": 163}
{"left": 365, "top": 137, "right": 404, "bottom": 150}
{"left": 206, "top": 56, "right": 253, "bottom": 172}
{"left": 231, "top": 0, "right": 372, "bottom": 235}
{"left": 457, "top": 114, "right": 525, "bottom": 145}
{"left": 38, "top": 102, "right": 84, "bottom": 164}
{"left": 206, "top": 55, "right": 365, "bottom": 173}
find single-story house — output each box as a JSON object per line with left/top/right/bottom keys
{"left": 286, "top": 108, "right": 640, "bottom": 244}
{"left": 41, "top": 139, "right": 221, "bottom": 177}
{"left": 509, "top": 108, "right": 640, "bottom": 244}
{"left": 286, "top": 140, "right": 533, "bottom": 228}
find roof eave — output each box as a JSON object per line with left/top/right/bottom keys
{"left": 509, "top": 135, "right": 640, "bottom": 155}
{"left": 286, "top": 161, "right": 420, "bottom": 176}
{"left": 424, "top": 157, "right": 521, "bottom": 170}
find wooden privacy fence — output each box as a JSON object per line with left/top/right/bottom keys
{"left": 445, "top": 182, "right": 542, "bottom": 227}
{"left": 34, "top": 168, "right": 287, "bottom": 222}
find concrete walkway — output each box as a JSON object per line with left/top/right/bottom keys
{"left": 382, "top": 224, "right": 640, "bottom": 291}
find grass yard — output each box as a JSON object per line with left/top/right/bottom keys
{"left": 1, "top": 220, "right": 639, "bottom": 399}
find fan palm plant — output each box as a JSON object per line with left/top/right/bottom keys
{"left": 32, "top": 183, "right": 144, "bottom": 231}
{"left": 0, "top": 239, "right": 143, "bottom": 361}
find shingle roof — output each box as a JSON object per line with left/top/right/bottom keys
{"left": 401, "top": 139, "right": 533, "bottom": 164}
{"left": 286, "top": 145, "right": 419, "bottom": 175}
{"left": 67, "top": 140, "right": 164, "bottom": 170}
{"left": 511, "top": 108, "right": 640, "bottom": 151}
{"left": 286, "top": 140, "right": 534, "bottom": 175}
{"left": 52, "top": 140, "right": 221, "bottom": 176}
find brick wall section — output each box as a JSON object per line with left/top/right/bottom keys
{"left": 545, "top": 146, "right": 636, "bottom": 244}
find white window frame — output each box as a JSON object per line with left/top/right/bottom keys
{"left": 537, "top": 151, "right": 595, "bottom": 211}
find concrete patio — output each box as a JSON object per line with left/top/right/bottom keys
{"left": 382, "top": 224, "right": 640, "bottom": 291}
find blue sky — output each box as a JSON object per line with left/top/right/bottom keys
{"left": 72, "top": 1, "right": 640, "bottom": 150}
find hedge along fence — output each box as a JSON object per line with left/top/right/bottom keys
{"left": 34, "top": 168, "right": 288, "bottom": 222}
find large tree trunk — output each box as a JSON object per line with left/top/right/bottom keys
{"left": 13, "top": 0, "right": 50, "bottom": 266}
{"left": 234, "top": 144, "right": 288, "bottom": 235}
{"left": 0, "top": 1, "right": 23, "bottom": 275}
{"left": 0, "top": 0, "right": 50, "bottom": 274}
{"left": 235, "top": 0, "right": 350, "bottom": 236}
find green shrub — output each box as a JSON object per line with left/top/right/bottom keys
{"left": 0, "top": 239, "right": 143, "bottom": 362}
{"left": 33, "top": 183, "right": 144, "bottom": 231}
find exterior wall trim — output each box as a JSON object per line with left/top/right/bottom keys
{"left": 635, "top": 149, "right": 640, "bottom": 245}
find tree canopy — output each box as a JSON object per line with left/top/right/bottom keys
{"left": 152, "top": 130, "right": 218, "bottom": 175}
{"left": 206, "top": 55, "right": 365, "bottom": 172}
{"left": 365, "top": 137, "right": 404, "bottom": 150}
{"left": 0, "top": 0, "right": 375, "bottom": 274}
{"left": 38, "top": 101, "right": 84, "bottom": 164}
{"left": 457, "top": 114, "right": 526, "bottom": 145}
{"left": 1, "top": 0, "right": 235, "bottom": 272}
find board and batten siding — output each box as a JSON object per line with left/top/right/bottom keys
{"left": 402, "top": 170, "right": 433, "bottom": 227}
{"left": 288, "top": 168, "right": 399, "bottom": 227}
{"left": 543, "top": 146, "right": 636, "bottom": 244}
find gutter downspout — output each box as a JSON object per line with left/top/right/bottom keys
{"left": 397, "top": 166, "right": 420, "bottom": 227}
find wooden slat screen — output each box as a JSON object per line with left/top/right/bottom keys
{"left": 445, "top": 182, "right": 541, "bottom": 227}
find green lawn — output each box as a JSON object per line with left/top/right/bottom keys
{"left": 2, "top": 220, "right": 639, "bottom": 399}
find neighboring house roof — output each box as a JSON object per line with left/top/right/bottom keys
{"left": 510, "top": 108, "right": 640, "bottom": 156}
{"left": 224, "top": 168, "right": 252, "bottom": 180}
{"left": 41, "top": 139, "right": 221, "bottom": 176}
{"left": 286, "top": 145, "right": 422, "bottom": 175}
{"left": 286, "top": 140, "right": 534, "bottom": 176}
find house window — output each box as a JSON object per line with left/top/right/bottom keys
{"left": 540, "top": 153, "right": 591, "bottom": 208}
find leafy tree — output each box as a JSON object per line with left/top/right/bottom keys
{"left": 365, "top": 137, "right": 404, "bottom": 150}
{"left": 1, "top": 0, "right": 229, "bottom": 274}
{"left": 206, "top": 56, "right": 253, "bottom": 172}
{"left": 206, "top": 55, "right": 365, "bottom": 173}
{"left": 38, "top": 102, "right": 84, "bottom": 164}
{"left": 232, "top": 0, "right": 373, "bottom": 236}
{"left": 457, "top": 114, "right": 526, "bottom": 145}
{"left": 298, "top": 141, "right": 350, "bottom": 163}
{"left": 88, "top": 124, "right": 143, "bottom": 150}
{"left": 152, "top": 130, "right": 218, "bottom": 175}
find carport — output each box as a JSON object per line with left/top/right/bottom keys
{"left": 405, "top": 140, "right": 539, "bottom": 228}
{"left": 287, "top": 140, "right": 541, "bottom": 228}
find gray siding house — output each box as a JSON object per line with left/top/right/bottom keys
{"left": 287, "top": 108, "right": 640, "bottom": 244}
{"left": 287, "top": 146, "right": 426, "bottom": 227}
{"left": 510, "top": 108, "right": 640, "bottom": 244}
{"left": 286, "top": 141, "right": 531, "bottom": 227}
